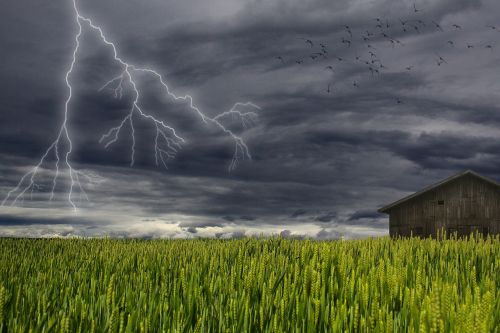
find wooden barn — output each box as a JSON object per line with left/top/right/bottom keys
{"left": 378, "top": 170, "right": 500, "bottom": 238}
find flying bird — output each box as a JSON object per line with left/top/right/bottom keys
{"left": 396, "top": 98, "right": 404, "bottom": 104}
{"left": 368, "top": 67, "right": 379, "bottom": 76}
{"left": 345, "top": 26, "right": 353, "bottom": 37}
{"left": 310, "top": 52, "right": 326, "bottom": 60}
{"left": 327, "top": 83, "right": 333, "bottom": 93}
{"left": 436, "top": 53, "right": 447, "bottom": 66}
{"left": 466, "top": 43, "right": 474, "bottom": 49}
{"left": 342, "top": 37, "right": 352, "bottom": 47}
{"left": 432, "top": 21, "right": 444, "bottom": 32}
{"left": 275, "top": 56, "right": 285, "bottom": 64}
{"left": 413, "top": 3, "right": 421, "bottom": 13}
{"left": 298, "top": 37, "right": 314, "bottom": 47}
{"left": 325, "top": 65, "right": 335, "bottom": 72}
{"left": 452, "top": 24, "right": 462, "bottom": 30}
{"left": 295, "top": 59, "right": 304, "bottom": 64}
{"left": 353, "top": 81, "right": 359, "bottom": 88}
{"left": 405, "top": 66, "right": 413, "bottom": 71}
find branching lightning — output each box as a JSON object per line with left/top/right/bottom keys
{"left": 1, "top": 0, "right": 260, "bottom": 211}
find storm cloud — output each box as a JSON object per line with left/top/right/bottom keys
{"left": 1, "top": 0, "right": 500, "bottom": 238}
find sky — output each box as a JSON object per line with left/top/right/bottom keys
{"left": 1, "top": 0, "right": 500, "bottom": 239}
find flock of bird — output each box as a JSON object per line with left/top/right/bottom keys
{"left": 274, "top": 3, "right": 499, "bottom": 103}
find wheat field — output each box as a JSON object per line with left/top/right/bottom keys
{"left": 0, "top": 235, "right": 499, "bottom": 332}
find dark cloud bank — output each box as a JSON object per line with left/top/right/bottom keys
{"left": 1, "top": 0, "right": 500, "bottom": 238}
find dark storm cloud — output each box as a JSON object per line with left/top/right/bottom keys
{"left": 0, "top": 214, "right": 74, "bottom": 226}
{"left": 290, "top": 209, "right": 308, "bottom": 218}
{"left": 314, "top": 212, "right": 337, "bottom": 223}
{"left": 2, "top": 0, "right": 500, "bottom": 238}
{"left": 348, "top": 210, "right": 384, "bottom": 221}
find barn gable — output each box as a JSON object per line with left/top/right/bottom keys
{"left": 378, "top": 170, "right": 500, "bottom": 213}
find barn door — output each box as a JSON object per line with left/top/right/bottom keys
{"left": 435, "top": 199, "right": 446, "bottom": 236}
{"left": 425, "top": 199, "right": 435, "bottom": 236}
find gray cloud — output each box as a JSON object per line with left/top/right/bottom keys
{"left": 2, "top": 0, "right": 500, "bottom": 238}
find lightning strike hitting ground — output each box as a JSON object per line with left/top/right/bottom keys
{"left": 1, "top": 0, "right": 260, "bottom": 212}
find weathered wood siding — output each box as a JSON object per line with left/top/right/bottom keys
{"left": 388, "top": 174, "right": 500, "bottom": 238}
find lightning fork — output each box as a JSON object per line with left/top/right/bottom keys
{"left": 1, "top": 0, "right": 259, "bottom": 211}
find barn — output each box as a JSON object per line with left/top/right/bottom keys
{"left": 378, "top": 170, "right": 500, "bottom": 238}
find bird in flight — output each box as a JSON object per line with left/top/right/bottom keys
{"left": 405, "top": 66, "right": 413, "bottom": 71}
{"left": 345, "top": 26, "right": 353, "bottom": 37}
{"left": 295, "top": 59, "right": 304, "bottom": 64}
{"left": 327, "top": 83, "right": 333, "bottom": 93}
{"left": 485, "top": 44, "right": 493, "bottom": 51}
{"left": 353, "top": 81, "right": 359, "bottom": 88}
{"left": 325, "top": 65, "right": 335, "bottom": 72}
{"left": 298, "top": 37, "right": 314, "bottom": 47}
{"left": 486, "top": 25, "right": 499, "bottom": 31}
{"left": 400, "top": 19, "right": 409, "bottom": 32}
{"left": 275, "top": 56, "right": 285, "bottom": 64}
{"left": 396, "top": 98, "right": 404, "bottom": 104}
{"left": 342, "top": 37, "right": 352, "bottom": 47}
{"left": 413, "top": 3, "right": 421, "bottom": 13}
{"left": 466, "top": 43, "right": 474, "bottom": 49}
{"left": 436, "top": 53, "right": 447, "bottom": 66}
{"left": 452, "top": 24, "right": 462, "bottom": 30}
{"left": 432, "top": 21, "right": 444, "bottom": 32}
{"left": 447, "top": 40, "right": 454, "bottom": 46}
{"left": 368, "top": 67, "right": 379, "bottom": 76}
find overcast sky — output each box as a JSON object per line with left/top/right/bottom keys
{"left": 1, "top": 0, "right": 500, "bottom": 239}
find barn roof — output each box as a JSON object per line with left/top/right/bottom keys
{"left": 378, "top": 170, "right": 500, "bottom": 213}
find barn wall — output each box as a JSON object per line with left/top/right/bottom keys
{"left": 388, "top": 174, "right": 500, "bottom": 238}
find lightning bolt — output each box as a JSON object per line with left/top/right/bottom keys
{"left": 1, "top": 0, "right": 259, "bottom": 212}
